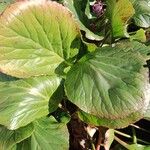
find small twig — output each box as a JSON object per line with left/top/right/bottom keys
{"left": 114, "top": 136, "right": 130, "bottom": 150}
{"left": 115, "top": 130, "right": 150, "bottom": 145}
{"left": 114, "top": 130, "right": 132, "bottom": 138}
{"left": 130, "top": 124, "right": 150, "bottom": 134}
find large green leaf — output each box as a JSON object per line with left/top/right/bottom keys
{"left": 0, "top": 0, "right": 14, "bottom": 14}
{"left": 106, "top": 0, "right": 135, "bottom": 37}
{"left": 131, "top": 0, "right": 150, "bottom": 28}
{"left": 115, "top": 40, "right": 150, "bottom": 55}
{"left": 16, "top": 116, "right": 69, "bottom": 150}
{"left": 65, "top": 42, "right": 149, "bottom": 128}
{"left": 0, "top": 124, "right": 34, "bottom": 150}
{"left": 0, "top": 73, "right": 18, "bottom": 82}
{"left": 63, "top": 0, "right": 103, "bottom": 41}
{"left": 78, "top": 110, "right": 143, "bottom": 129}
{"left": 0, "top": 0, "right": 79, "bottom": 78}
{"left": 144, "top": 99, "right": 150, "bottom": 121}
{"left": 0, "top": 76, "right": 61, "bottom": 130}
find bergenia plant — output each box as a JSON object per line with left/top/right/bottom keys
{"left": 0, "top": 0, "right": 150, "bottom": 150}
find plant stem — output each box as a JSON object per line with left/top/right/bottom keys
{"left": 132, "top": 127, "right": 137, "bottom": 144}
{"left": 115, "top": 130, "right": 150, "bottom": 145}
{"left": 91, "top": 142, "right": 96, "bottom": 150}
{"left": 130, "top": 124, "right": 150, "bottom": 134}
{"left": 114, "top": 136, "right": 130, "bottom": 150}
{"left": 114, "top": 130, "right": 132, "bottom": 138}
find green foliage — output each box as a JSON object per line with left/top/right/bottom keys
{"left": 0, "top": 0, "right": 150, "bottom": 149}
{"left": 0, "top": 124, "right": 34, "bottom": 150}
{"left": 16, "top": 116, "right": 69, "bottom": 150}
{"left": 106, "top": 0, "right": 135, "bottom": 37}
{"left": 131, "top": 0, "right": 150, "bottom": 28}
{"left": 0, "top": 0, "right": 79, "bottom": 78}
{"left": 63, "top": 0, "right": 104, "bottom": 40}
{"left": 0, "top": 76, "right": 62, "bottom": 130}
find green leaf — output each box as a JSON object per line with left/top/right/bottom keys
{"left": 0, "top": 0, "right": 14, "bottom": 14}
{"left": 0, "top": 124, "right": 34, "bottom": 150}
{"left": 63, "top": 0, "right": 103, "bottom": 41}
{"left": 0, "top": 0, "right": 79, "bottom": 78}
{"left": 31, "top": 116, "right": 69, "bottom": 150}
{"left": 16, "top": 116, "right": 69, "bottom": 150}
{"left": 0, "top": 76, "right": 61, "bottom": 130}
{"left": 130, "top": 29, "right": 146, "bottom": 43}
{"left": 0, "top": 73, "right": 18, "bottom": 82}
{"left": 115, "top": 40, "right": 150, "bottom": 55}
{"left": 128, "top": 144, "right": 150, "bottom": 150}
{"left": 78, "top": 110, "right": 143, "bottom": 129}
{"left": 16, "top": 138, "right": 31, "bottom": 150}
{"left": 131, "top": 0, "right": 150, "bottom": 28}
{"left": 48, "top": 80, "right": 64, "bottom": 113}
{"left": 144, "top": 100, "right": 150, "bottom": 121}
{"left": 65, "top": 43, "right": 149, "bottom": 128}
{"left": 106, "top": 0, "right": 135, "bottom": 37}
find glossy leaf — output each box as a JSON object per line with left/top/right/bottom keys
{"left": 106, "top": 0, "right": 135, "bottom": 37}
{"left": 16, "top": 116, "right": 69, "bottom": 150}
{"left": 131, "top": 0, "right": 150, "bottom": 28}
{"left": 65, "top": 43, "right": 149, "bottom": 128}
{"left": 0, "top": 124, "right": 34, "bottom": 150}
{"left": 63, "top": 0, "right": 103, "bottom": 41}
{"left": 0, "top": 76, "right": 61, "bottom": 130}
{"left": 0, "top": 0, "right": 79, "bottom": 78}
{"left": 31, "top": 116, "right": 69, "bottom": 150}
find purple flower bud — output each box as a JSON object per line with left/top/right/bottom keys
{"left": 92, "top": 1, "right": 105, "bottom": 17}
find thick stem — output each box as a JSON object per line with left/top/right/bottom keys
{"left": 96, "top": 128, "right": 102, "bottom": 150}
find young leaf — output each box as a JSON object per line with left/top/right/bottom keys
{"left": 0, "top": 0, "right": 79, "bottom": 78}
{"left": 0, "top": 123, "right": 34, "bottom": 150}
{"left": 106, "top": 0, "right": 135, "bottom": 37}
{"left": 130, "top": 29, "right": 146, "bottom": 43}
{"left": 65, "top": 43, "right": 150, "bottom": 128}
{"left": 0, "top": 76, "right": 61, "bottom": 130}
{"left": 63, "top": 0, "right": 103, "bottom": 41}
{"left": 16, "top": 116, "right": 69, "bottom": 150}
